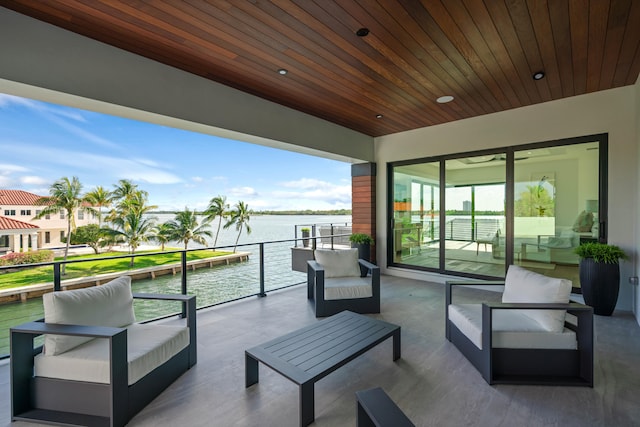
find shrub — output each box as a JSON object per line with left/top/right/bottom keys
{"left": 0, "top": 250, "right": 54, "bottom": 266}
{"left": 349, "top": 233, "right": 374, "bottom": 245}
{"left": 574, "top": 242, "right": 627, "bottom": 264}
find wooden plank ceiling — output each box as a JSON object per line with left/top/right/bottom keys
{"left": 3, "top": 0, "right": 640, "bottom": 137}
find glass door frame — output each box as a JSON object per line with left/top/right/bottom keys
{"left": 387, "top": 133, "right": 608, "bottom": 279}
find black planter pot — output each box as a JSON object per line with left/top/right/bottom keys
{"left": 351, "top": 242, "right": 371, "bottom": 262}
{"left": 579, "top": 258, "right": 620, "bottom": 316}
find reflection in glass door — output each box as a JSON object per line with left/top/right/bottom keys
{"left": 391, "top": 163, "right": 439, "bottom": 267}
{"left": 514, "top": 142, "right": 600, "bottom": 289}
{"left": 444, "top": 156, "right": 505, "bottom": 277}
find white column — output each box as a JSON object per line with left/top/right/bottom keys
{"left": 31, "top": 232, "right": 38, "bottom": 251}
{"left": 11, "top": 234, "right": 20, "bottom": 252}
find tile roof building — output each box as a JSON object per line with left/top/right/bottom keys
{"left": 0, "top": 189, "right": 97, "bottom": 254}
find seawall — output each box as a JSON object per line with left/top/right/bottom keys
{"left": 0, "top": 252, "right": 250, "bottom": 304}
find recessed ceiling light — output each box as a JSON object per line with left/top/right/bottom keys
{"left": 376, "top": 114, "right": 383, "bottom": 119}
{"left": 436, "top": 95, "right": 454, "bottom": 103}
{"left": 356, "top": 28, "right": 370, "bottom": 37}
{"left": 278, "top": 68, "right": 288, "bottom": 75}
{"left": 533, "top": 71, "right": 545, "bottom": 80}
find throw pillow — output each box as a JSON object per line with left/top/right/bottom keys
{"left": 314, "top": 248, "right": 361, "bottom": 278}
{"left": 43, "top": 275, "right": 136, "bottom": 355}
{"left": 502, "top": 265, "right": 572, "bottom": 332}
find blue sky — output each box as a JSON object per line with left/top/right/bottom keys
{"left": 0, "top": 93, "right": 352, "bottom": 211}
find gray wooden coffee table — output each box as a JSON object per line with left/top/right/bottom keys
{"left": 245, "top": 310, "right": 401, "bottom": 426}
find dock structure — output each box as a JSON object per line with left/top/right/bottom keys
{"left": 0, "top": 252, "right": 250, "bottom": 304}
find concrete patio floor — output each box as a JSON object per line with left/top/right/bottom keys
{"left": 1, "top": 275, "right": 639, "bottom": 426}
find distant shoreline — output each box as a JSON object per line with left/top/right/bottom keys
{"left": 150, "top": 210, "right": 352, "bottom": 216}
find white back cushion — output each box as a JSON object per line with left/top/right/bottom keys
{"left": 502, "top": 265, "right": 572, "bottom": 332}
{"left": 43, "top": 276, "right": 136, "bottom": 355}
{"left": 314, "top": 248, "right": 361, "bottom": 278}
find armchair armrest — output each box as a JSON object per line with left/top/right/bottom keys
{"left": 358, "top": 259, "right": 380, "bottom": 298}
{"left": 445, "top": 280, "right": 505, "bottom": 308}
{"left": 357, "top": 259, "right": 379, "bottom": 278}
{"left": 11, "top": 321, "right": 125, "bottom": 339}
{"left": 307, "top": 260, "right": 323, "bottom": 274}
{"left": 479, "top": 302, "right": 593, "bottom": 356}
{"left": 10, "top": 322, "right": 128, "bottom": 417}
{"left": 133, "top": 293, "right": 197, "bottom": 366}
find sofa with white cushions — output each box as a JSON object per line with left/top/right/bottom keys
{"left": 307, "top": 248, "right": 380, "bottom": 317}
{"left": 445, "top": 265, "right": 593, "bottom": 386}
{"left": 10, "top": 276, "right": 197, "bottom": 427}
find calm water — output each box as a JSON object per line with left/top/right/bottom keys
{"left": 0, "top": 214, "right": 351, "bottom": 356}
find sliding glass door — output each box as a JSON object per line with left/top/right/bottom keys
{"left": 513, "top": 141, "right": 601, "bottom": 288}
{"left": 391, "top": 162, "right": 439, "bottom": 267}
{"left": 388, "top": 134, "right": 606, "bottom": 285}
{"left": 444, "top": 156, "right": 506, "bottom": 277}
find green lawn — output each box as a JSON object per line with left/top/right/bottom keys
{"left": 0, "top": 249, "right": 232, "bottom": 290}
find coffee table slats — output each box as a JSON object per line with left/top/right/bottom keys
{"left": 262, "top": 313, "right": 367, "bottom": 354}
{"left": 281, "top": 322, "right": 381, "bottom": 364}
{"left": 298, "top": 326, "right": 393, "bottom": 377}
{"left": 293, "top": 324, "right": 388, "bottom": 370}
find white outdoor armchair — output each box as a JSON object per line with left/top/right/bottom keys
{"left": 445, "top": 265, "right": 593, "bottom": 386}
{"left": 11, "top": 276, "right": 197, "bottom": 427}
{"left": 307, "top": 248, "right": 380, "bottom": 317}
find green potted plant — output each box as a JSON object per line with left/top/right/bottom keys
{"left": 574, "top": 242, "right": 628, "bottom": 316}
{"left": 301, "top": 227, "right": 311, "bottom": 248}
{"left": 349, "top": 233, "right": 374, "bottom": 262}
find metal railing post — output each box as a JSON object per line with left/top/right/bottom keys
{"left": 181, "top": 251, "right": 187, "bottom": 318}
{"left": 330, "top": 224, "right": 335, "bottom": 249}
{"left": 53, "top": 263, "right": 61, "bottom": 291}
{"left": 258, "top": 243, "right": 266, "bottom": 297}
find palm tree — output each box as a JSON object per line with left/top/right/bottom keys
{"left": 84, "top": 185, "right": 112, "bottom": 228}
{"left": 108, "top": 203, "right": 156, "bottom": 266}
{"left": 204, "top": 195, "right": 229, "bottom": 247}
{"left": 111, "top": 179, "right": 145, "bottom": 202}
{"left": 515, "top": 184, "right": 554, "bottom": 217}
{"left": 152, "top": 222, "right": 174, "bottom": 251}
{"left": 224, "top": 201, "right": 252, "bottom": 252}
{"left": 166, "top": 208, "right": 213, "bottom": 250}
{"left": 107, "top": 179, "right": 153, "bottom": 221}
{"left": 33, "top": 176, "right": 86, "bottom": 274}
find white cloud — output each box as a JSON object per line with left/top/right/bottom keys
{"left": 0, "top": 95, "right": 120, "bottom": 149}
{"left": 191, "top": 176, "right": 204, "bottom": 182}
{"left": 0, "top": 175, "right": 14, "bottom": 187}
{"left": 0, "top": 164, "right": 29, "bottom": 173}
{"left": 48, "top": 115, "right": 117, "bottom": 148}
{"left": 229, "top": 186, "right": 258, "bottom": 197}
{"left": 1, "top": 143, "right": 183, "bottom": 185}
{"left": 125, "top": 169, "right": 182, "bottom": 184}
{"left": 280, "top": 178, "right": 334, "bottom": 190}
{"left": 271, "top": 178, "right": 351, "bottom": 206}
{"left": 135, "top": 158, "right": 166, "bottom": 168}
{"left": 0, "top": 94, "right": 86, "bottom": 122}
{"left": 19, "top": 176, "right": 48, "bottom": 185}
{"left": 0, "top": 94, "right": 37, "bottom": 108}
